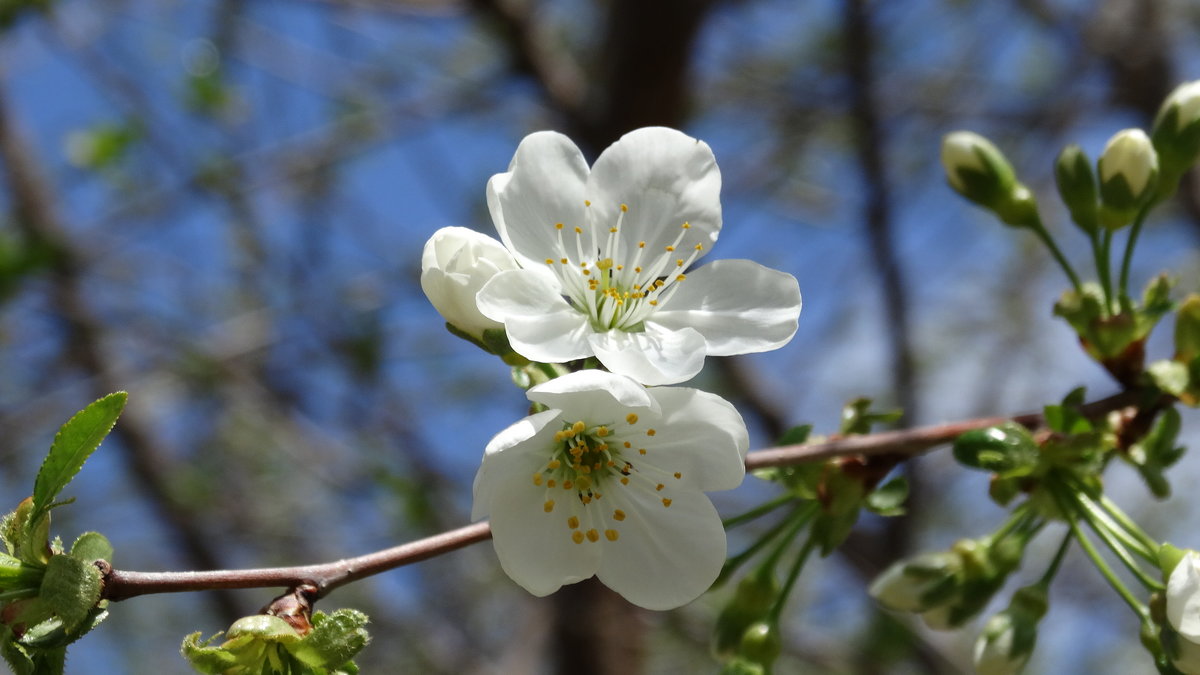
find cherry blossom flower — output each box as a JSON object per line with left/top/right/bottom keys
{"left": 471, "top": 369, "right": 748, "bottom": 609}
{"left": 476, "top": 127, "right": 801, "bottom": 385}
{"left": 420, "top": 226, "right": 519, "bottom": 340}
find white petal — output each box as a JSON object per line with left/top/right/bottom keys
{"left": 472, "top": 409, "right": 562, "bottom": 521}
{"left": 641, "top": 386, "right": 748, "bottom": 491}
{"left": 487, "top": 481, "right": 602, "bottom": 597}
{"left": 488, "top": 132, "right": 590, "bottom": 267}
{"left": 1169, "top": 553, "right": 1200, "bottom": 639}
{"left": 477, "top": 268, "right": 594, "bottom": 362}
{"left": 528, "top": 370, "right": 660, "bottom": 421}
{"left": 595, "top": 487, "right": 727, "bottom": 610}
{"left": 588, "top": 324, "right": 707, "bottom": 386}
{"left": 587, "top": 127, "right": 722, "bottom": 261}
{"left": 650, "top": 258, "right": 801, "bottom": 355}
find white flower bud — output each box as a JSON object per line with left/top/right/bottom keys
{"left": 940, "top": 132, "right": 1036, "bottom": 227}
{"left": 1159, "top": 81, "right": 1200, "bottom": 134}
{"left": 1098, "top": 129, "right": 1159, "bottom": 226}
{"left": 1152, "top": 80, "right": 1200, "bottom": 184}
{"left": 420, "top": 226, "right": 518, "bottom": 339}
{"left": 1167, "top": 551, "right": 1200, "bottom": 674}
{"left": 869, "top": 551, "right": 960, "bottom": 613}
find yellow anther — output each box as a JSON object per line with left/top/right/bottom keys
{"left": 674, "top": 472, "right": 682, "bottom": 479}
{"left": 572, "top": 531, "right": 584, "bottom": 544}
{"left": 572, "top": 421, "right": 586, "bottom": 434}
{"left": 609, "top": 227, "right": 618, "bottom": 233}
{"left": 665, "top": 245, "right": 675, "bottom": 252}
{"left": 613, "top": 509, "right": 626, "bottom": 521}
{"left": 582, "top": 269, "right": 590, "bottom": 276}
{"left": 555, "top": 223, "right": 564, "bottom": 230}
{"left": 548, "top": 459, "right": 561, "bottom": 469}
{"left": 562, "top": 480, "right": 574, "bottom": 489}
{"left": 626, "top": 413, "right": 638, "bottom": 424}
{"left": 620, "top": 477, "right": 629, "bottom": 485}
{"left": 681, "top": 222, "right": 690, "bottom": 229}
{"left": 544, "top": 500, "right": 555, "bottom": 513}
{"left": 568, "top": 516, "right": 580, "bottom": 529}
{"left": 533, "top": 473, "right": 543, "bottom": 486}
{"left": 638, "top": 241, "right": 646, "bottom": 248}
{"left": 596, "top": 426, "right": 609, "bottom": 437}
{"left": 646, "top": 429, "right": 657, "bottom": 437}
{"left": 547, "top": 479, "right": 557, "bottom": 488}
{"left": 676, "top": 274, "right": 686, "bottom": 282}
{"left": 585, "top": 199, "right": 591, "bottom": 206}
{"left": 574, "top": 226, "right": 582, "bottom": 234}
{"left": 623, "top": 441, "right": 632, "bottom": 448}
{"left": 620, "top": 203, "right": 628, "bottom": 212}
{"left": 545, "top": 258, "right": 554, "bottom": 264}
{"left": 677, "top": 259, "right": 684, "bottom": 266}
{"left": 616, "top": 265, "right": 624, "bottom": 270}
{"left": 695, "top": 243, "right": 704, "bottom": 251}
{"left": 662, "top": 498, "right": 673, "bottom": 508}
{"left": 560, "top": 257, "right": 568, "bottom": 264}
{"left": 649, "top": 300, "right": 658, "bottom": 306}
{"left": 655, "top": 483, "right": 665, "bottom": 491}
{"left": 639, "top": 448, "right": 647, "bottom": 455}
{"left": 605, "top": 529, "right": 619, "bottom": 541}
{"left": 581, "top": 495, "right": 592, "bottom": 504}
{"left": 586, "top": 529, "right": 600, "bottom": 542}
{"left": 607, "top": 460, "right": 616, "bottom": 467}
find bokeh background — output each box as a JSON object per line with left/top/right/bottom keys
{"left": 1, "top": 0, "right": 1199, "bottom": 672}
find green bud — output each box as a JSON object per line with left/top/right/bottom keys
{"left": 737, "top": 621, "right": 782, "bottom": 667}
{"left": 1098, "top": 128, "right": 1159, "bottom": 228}
{"left": 1152, "top": 80, "right": 1200, "bottom": 182}
{"left": 941, "top": 131, "right": 1037, "bottom": 227}
{"left": 1160, "top": 543, "right": 1188, "bottom": 582}
{"left": 1055, "top": 144, "right": 1099, "bottom": 233}
{"left": 718, "top": 658, "right": 768, "bottom": 675}
{"left": 1176, "top": 295, "right": 1200, "bottom": 364}
{"left": 952, "top": 423, "right": 1039, "bottom": 477}
{"left": 713, "top": 569, "right": 779, "bottom": 659}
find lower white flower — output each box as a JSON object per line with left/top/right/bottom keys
{"left": 471, "top": 369, "right": 748, "bottom": 610}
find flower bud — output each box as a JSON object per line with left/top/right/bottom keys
{"left": 1176, "top": 295, "right": 1200, "bottom": 365}
{"left": 1166, "top": 551, "right": 1200, "bottom": 674}
{"left": 713, "top": 569, "right": 779, "bottom": 659}
{"left": 869, "top": 550, "right": 961, "bottom": 613}
{"left": 952, "top": 422, "right": 1039, "bottom": 477}
{"left": 941, "top": 132, "right": 1037, "bottom": 227}
{"left": 1054, "top": 144, "right": 1098, "bottom": 233}
{"left": 1152, "top": 80, "right": 1200, "bottom": 180}
{"left": 420, "top": 226, "right": 518, "bottom": 341}
{"left": 1098, "top": 129, "right": 1159, "bottom": 228}
{"left": 973, "top": 585, "right": 1045, "bottom": 675}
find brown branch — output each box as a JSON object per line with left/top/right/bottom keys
{"left": 99, "top": 388, "right": 1145, "bottom": 603}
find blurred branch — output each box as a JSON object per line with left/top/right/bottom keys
{"left": 99, "top": 387, "right": 1146, "bottom": 602}
{"left": 0, "top": 78, "right": 244, "bottom": 621}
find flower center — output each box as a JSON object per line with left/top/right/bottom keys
{"left": 542, "top": 203, "right": 705, "bottom": 332}
{"left": 530, "top": 412, "right": 684, "bottom": 544}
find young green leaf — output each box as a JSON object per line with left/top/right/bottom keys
{"left": 32, "top": 393, "right": 127, "bottom": 522}
{"left": 38, "top": 554, "right": 102, "bottom": 635}
{"left": 290, "top": 609, "right": 370, "bottom": 670}
{"left": 69, "top": 533, "right": 113, "bottom": 565}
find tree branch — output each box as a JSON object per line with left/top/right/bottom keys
{"left": 99, "top": 388, "right": 1146, "bottom": 603}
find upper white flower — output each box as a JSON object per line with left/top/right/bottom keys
{"left": 1167, "top": 551, "right": 1200, "bottom": 674}
{"left": 420, "top": 226, "right": 519, "bottom": 340}
{"left": 476, "top": 127, "right": 802, "bottom": 385}
{"left": 471, "top": 369, "right": 748, "bottom": 610}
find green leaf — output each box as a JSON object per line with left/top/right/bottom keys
{"left": 38, "top": 554, "right": 101, "bottom": 635}
{"left": 865, "top": 476, "right": 909, "bottom": 516}
{"left": 69, "top": 533, "right": 113, "bottom": 565}
{"left": 32, "top": 393, "right": 127, "bottom": 522}
{"left": 180, "top": 632, "right": 240, "bottom": 675}
{"left": 290, "top": 609, "right": 370, "bottom": 670}
{"left": 776, "top": 424, "right": 812, "bottom": 447}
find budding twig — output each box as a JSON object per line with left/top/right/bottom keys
{"left": 99, "top": 388, "right": 1147, "bottom": 603}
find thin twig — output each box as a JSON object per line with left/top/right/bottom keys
{"left": 100, "top": 388, "right": 1145, "bottom": 603}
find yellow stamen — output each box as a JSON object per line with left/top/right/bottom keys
{"left": 662, "top": 498, "right": 672, "bottom": 508}
{"left": 586, "top": 529, "right": 600, "bottom": 542}
{"left": 605, "top": 529, "right": 619, "bottom": 541}
{"left": 532, "top": 473, "right": 543, "bottom": 486}
{"left": 626, "top": 413, "right": 638, "bottom": 424}
{"left": 674, "top": 472, "right": 682, "bottom": 479}
{"left": 646, "top": 429, "right": 657, "bottom": 437}
{"left": 568, "top": 516, "right": 580, "bottom": 529}
{"left": 572, "top": 531, "right": 584, "bottom": 544}
{"left": 613, "top": 509, "right": 626, "bottom": 521}
{"left": 543, "top": 500, "right": 555, "bottom": 513}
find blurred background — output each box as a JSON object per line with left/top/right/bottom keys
{"left": 1, "top": 0, "right": 1199, "bottom": 672}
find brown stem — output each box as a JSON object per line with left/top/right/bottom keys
{"left": 100, "top": 388, "right": 1146, "bottom": 603}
